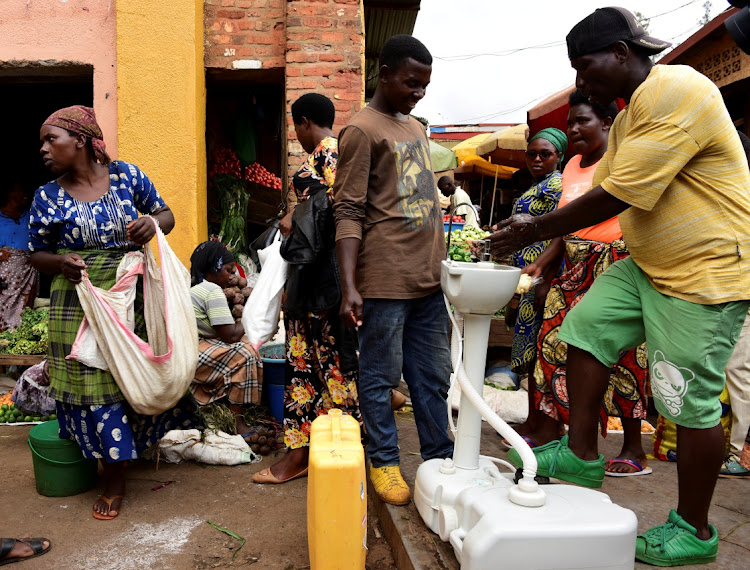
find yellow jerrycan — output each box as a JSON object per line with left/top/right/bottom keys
{"left": 307, "top": 408, "right": 366, "bottom": 570}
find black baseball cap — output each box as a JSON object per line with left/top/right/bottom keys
{"left": 566, "top": 7, "right": 672, "bottom": 59}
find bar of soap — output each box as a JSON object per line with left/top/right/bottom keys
{"left": 516, "top": 274, "right": 533, "bottom": 295}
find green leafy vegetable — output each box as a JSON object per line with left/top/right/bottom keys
{"left": 446, "top": 226, "right": 491, "bottom": 262}
{"left": 1, "top": 308, "right": 49, "bottom": 355}
{"left": 213, "top": 174, "right": 250, "bottom": 253}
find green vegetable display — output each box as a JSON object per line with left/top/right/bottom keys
{"left": 213, "top": 174, "right": 250, "bottom": 252}
{"left": 0, "top": 308, "right": 49, "bottom": 355}
{"left": 446, "top": 226, "right": 491, "bottom": 262}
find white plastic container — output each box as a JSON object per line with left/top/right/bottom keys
{"left": 415, "top": 458, "right": 637, "bottom": 570}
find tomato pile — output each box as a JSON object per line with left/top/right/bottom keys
{"left": 209, "top": 147, "right": 282, "bottom": 190}
{"left": 244, "top": 162, "right": 282, "bottom": 190}
{"left": 443, "top": 214, "right": 465, "bottom": 223}
{"left": 209, "top": 147, "right": 242, "bottom": 179}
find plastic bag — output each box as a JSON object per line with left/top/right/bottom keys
{"left": 158, "top": 429, "right": 260, "bottom": 465}
{"left": 11, "top": 360, "right": 55, "bottom": 415}
{"left": 242, "top": 234, "right": 288, "bottom": 348}
{"left": 235, "top": 252, "right": 259, "bottom": 289}
{"left": 451, "top": 382, "right": 529, "bottom": 424}
{"left": 69, "top": 218, "right": 199, "bottom": 416}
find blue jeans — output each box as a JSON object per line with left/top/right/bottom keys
{"left": 358, "top": 289, "right": 454, "bottom": 467}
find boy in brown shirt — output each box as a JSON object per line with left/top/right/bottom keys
{"left": 334, "top": 35, "right": 454, "bottom": 505}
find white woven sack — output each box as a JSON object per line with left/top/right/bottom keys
{"left": 242, "top": 233, "right": 288, "bottom": 347}
{"left": 158, "top": 429, "right": 259, "bottom": 465}
{"left": 70, "top": 218, "right": 199, "bottom": 415}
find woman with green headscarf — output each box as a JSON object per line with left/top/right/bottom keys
{"left": 506, "top": 127, "right": 567, "bottom": 375}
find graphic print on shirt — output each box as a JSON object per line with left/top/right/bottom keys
{"left": 650, "top": 350, "right": 695, "bottom": 417}
{"left": 394, "top": 139, "right": 438, "bottom": 232}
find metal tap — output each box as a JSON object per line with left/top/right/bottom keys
{"left": 445, "top": 201, "right": 481, "bottom": 260}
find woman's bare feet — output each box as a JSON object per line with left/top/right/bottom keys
{"left": 391, "top": 389, "right": 407, "bottom": 411}
{"left": 230, "top": 404, "right": 253, "bottom": 437}
{"left": 512, "top": 409, "right": 565, "bottom": 447}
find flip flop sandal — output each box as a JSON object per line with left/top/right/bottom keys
{"left": 500, "top": 435, "right": 538, "bottom": 449}
{"left": 0, "top": 538, "right": 52, "bottom": 566}
{"left": 604, "top": 458, "right": 653, "bottom": 477}
{"left": 251, "top": 467, "right": 308, "bottom": 484}
{"left": 718, "top": 460, "right": 750, "bottom": 478}
{"left": 92, "top": 495, "right": 124, "bottom": 520}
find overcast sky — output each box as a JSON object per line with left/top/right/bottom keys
{"left": 412, "top": 0, "right": 729, "bottom": 126}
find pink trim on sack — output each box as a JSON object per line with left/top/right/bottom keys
{"left": 68, "top": 217, "right": 175, "bottom": 364}
{"left": 67, "top": 256, "right": 146, "bottom": 361}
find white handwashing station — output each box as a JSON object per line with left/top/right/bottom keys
{"left": 413, "top": 241, "right": 638, "bottom": 569}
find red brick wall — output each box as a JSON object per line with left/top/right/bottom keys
{"left": 204, "top": 0, "right": 365, "bottom": 185}
{"left": 204, "top": 0, "right": 286, "bottom": 68}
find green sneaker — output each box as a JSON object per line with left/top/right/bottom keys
{"left": 635, "top": 510, "right": 718, "bottom": 566}
{"left": 506, "top": 435, "right": 605, "bottom": 488}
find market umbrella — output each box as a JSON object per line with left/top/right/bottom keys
{"left": 451, "top": 133, "right": 517, "bottom": 224}
{"left": 475, "top": 124, "right": 529, "bottom": 169}
{"left": 458, "top": 155, "right": 516, "bottom": 180}
{"left": 429, "top": 139, "right": 459, "bottom": 173}
{"left": 527, "top": 85, "right": 576, "bottom": 137}
{"left": 452, "top": 132, "right": 494, "bottom": 162}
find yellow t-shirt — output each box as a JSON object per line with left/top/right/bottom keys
{"left": 594, "top": 65, "right": 750, "bottom": 304}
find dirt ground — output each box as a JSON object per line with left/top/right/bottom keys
{"left": 0, "top": 424, "right": 396, "bottom": 570}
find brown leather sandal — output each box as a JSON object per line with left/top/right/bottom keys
{"left": 251, "top": 467, "right": 308, "bottom": 484}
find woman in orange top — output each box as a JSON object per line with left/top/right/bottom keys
{"left": 516, "top": 90, "right": 650, "bottom": 477}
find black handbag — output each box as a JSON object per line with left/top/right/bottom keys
{"left": 281, "top": 190, "right": 340, "bottom": 316}
{"left": 280, "top": 190, "right": 330, "bottom": 265}
{"left": 248, "top": 218, "right": 280, "bottom": 268}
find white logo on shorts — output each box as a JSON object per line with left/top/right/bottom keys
{"left": 650, "top": 350, "right": 695, "bottom": 417}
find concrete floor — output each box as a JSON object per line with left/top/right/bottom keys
{"left": 374, "top": 408, "right": 750, "bottom": 570}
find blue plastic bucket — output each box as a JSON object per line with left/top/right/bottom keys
{"left": 444, "top": 222, "right": 465, "bottom": 233}
{"left": 259, "top": 343, "right": 286, "bottom": 422}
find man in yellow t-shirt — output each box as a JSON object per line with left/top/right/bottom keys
{"left": 490, "top": 7, "right": 750, "bottom": 567}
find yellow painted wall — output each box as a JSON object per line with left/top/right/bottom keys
{"left": 116, "top": 0, "right": 206, "bottom": 265}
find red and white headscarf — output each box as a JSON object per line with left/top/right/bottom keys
{"left": 43, "top": 105, "right": 111, "bottom": 164}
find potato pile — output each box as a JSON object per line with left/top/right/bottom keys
{"left": 223, "top": 274, "right": 253, "bottom": 322}
{"left": 244, "top": 426, "right": 285, "bottom": 456}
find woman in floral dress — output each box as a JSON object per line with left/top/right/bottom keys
{"left": 252, "top": 94, "right": 361, "bottom": 484}
{"left": 506, "top": 128, "right": 567, "bottom": 374}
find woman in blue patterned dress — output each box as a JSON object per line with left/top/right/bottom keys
{"left": 507, "top": 128, "right": 567, "bottom": 374}
{"left": 29, "top": 106, "right": 199, "bottom": 520}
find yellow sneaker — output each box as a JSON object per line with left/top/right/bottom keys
{"left": 370, "top": 465, "right": 411, "bottom": 506}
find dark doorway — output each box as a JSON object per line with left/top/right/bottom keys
{"left": 205, "top": 68, "right": 286, "bottom": 248}
{"left": 0, "top": 63, "right": 94, "bottom": 296}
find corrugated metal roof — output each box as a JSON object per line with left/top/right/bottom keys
{"left": 363, "top": 1, "right": 421, "bottom": 98}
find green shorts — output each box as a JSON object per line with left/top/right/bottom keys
{"left": 559, "top": 257, "right": 749, "bottom": 429}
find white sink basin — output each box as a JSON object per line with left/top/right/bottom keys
{"left": 441, "top": 260, "right": 521, "bottom": 315}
